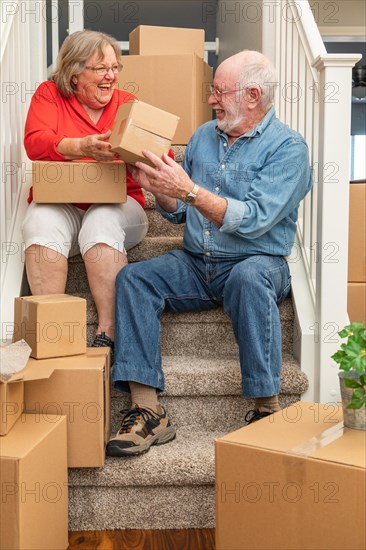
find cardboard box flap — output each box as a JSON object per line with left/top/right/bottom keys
{"left": 4, "top": 349, "right": 109, "bottom": 384}
{"left": 24, "top": 347, "right": 110, "bottom": 375}
{"left": 0, "top": 414, "right": 67, "bottom": 458}
{"left": 217, "top": 402, "right": 365, "bottom": 468}
{"left": 16, "top": 293, "right": 85, "bottom": 305}
{"left": 117, "top": 101, "right": 180, "bottom": 140}
{"left": 19, "top": 360, "right": 59, "bottom": 382}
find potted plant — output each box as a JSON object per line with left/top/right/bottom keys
{"left": 331, "top": 322, "right": 366, "bottom": 430}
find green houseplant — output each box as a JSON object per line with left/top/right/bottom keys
{"left": 331, "top": 322, "right": 366, "bottom": 430}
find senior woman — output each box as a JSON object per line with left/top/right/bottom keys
{"left": 23, "top": 30, "right": 148, "bottom": 355}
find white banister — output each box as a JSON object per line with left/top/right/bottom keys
{"left": 262, "top": 0, "right": 361, "bottom": 403}
{"left": 51, "top": 0, "right": 60, "bottom": 66}
{"left": 313, "top": 54, "right": 361, "bottom": 402}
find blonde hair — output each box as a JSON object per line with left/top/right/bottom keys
{"left": 51, "top": 30, "right": 121, "bottom": 97}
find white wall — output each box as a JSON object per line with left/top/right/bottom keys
{"left": 216, "top": 1, "right": 263, "bottom": 63}
{"left": 308, "top": 0, "right": 366, "bottom": 30}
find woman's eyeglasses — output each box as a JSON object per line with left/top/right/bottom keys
{"left": 84, "top": 64, "right": 123, "bottom": 76}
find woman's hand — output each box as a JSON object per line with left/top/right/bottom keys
{"left": 79, "top": 130, "right": 117, "bottom": 161}
{"left": 56, "top": 130, "right": 118, "bottom": 161}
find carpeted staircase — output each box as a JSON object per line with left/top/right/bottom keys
{"left": 65, "top": 146, "right": 308, "bottom": 530}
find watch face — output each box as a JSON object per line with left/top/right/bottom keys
{"left": 184, "top": 193, "right": 195, "bottom": 204}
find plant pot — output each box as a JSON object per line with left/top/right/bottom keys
{"left": 338, "top": 371, "right": 366, "bottom": 430}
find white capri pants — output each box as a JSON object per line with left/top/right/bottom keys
{"left": 22, "top": 198, "right": 148, "bottom": 258}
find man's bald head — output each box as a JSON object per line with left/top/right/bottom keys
{"left": 216, "top": 50, "right": 278, "bottom": 109}
{"left": 219, "top": 50, "right": 269, "bottom": 73}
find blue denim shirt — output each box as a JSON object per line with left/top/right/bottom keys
{"left": 157, "top": 107, "right": 313, "bottom": 259}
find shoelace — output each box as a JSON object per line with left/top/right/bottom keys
{"left": 118, "top": 405, "right": 162, "bottom": 434}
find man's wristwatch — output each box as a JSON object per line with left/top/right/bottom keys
{"left": 182, "top": 183, "right": 200, "bottom": 205}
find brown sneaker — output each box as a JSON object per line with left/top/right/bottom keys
{"left": 106, "top": 404, "right": 176, "bottom": 457}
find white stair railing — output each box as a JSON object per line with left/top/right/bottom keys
{"left": 263, "top": 0, "right": 361, "bottom": 403}
{"left": 0, "top": 0, "right": 47, "bottom": 342}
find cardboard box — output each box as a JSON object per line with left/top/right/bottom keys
{"left": 110, "top": 100, "right": 180, "bottom": 165}
{"left": 1, "top": 349, "right": 71, "bottom": 436}
{"left": 348, "top": 282, "right": 366, "bottom": 325}
{"left": 216, "top": 402, "right": 366, "bottom": 550}
{"left": 129, "top": 25, "right": 205, "bottom": 58}
{"left": 32, "top": 160, "right": 126, "bottom": 203}
{"left": 0, "top": 377, "right": 24, "bottom": 435}
{"left": 348, "top": 182, "right": 366, "bottom": 282}
{"left": 0, "top": 414, "right": 68, "bottom": 550}
{"left": 119, "top": 54, "right": 213, "bottom": 144}
{"left": 13, "top": 294, "right": 86, "bottom": 359}
{"left": 23, "top": 347, "right": 111, "bottom": 467}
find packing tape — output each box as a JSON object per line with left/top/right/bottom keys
{"left": 289, "top": 422, "right": 344, "bottom": 457}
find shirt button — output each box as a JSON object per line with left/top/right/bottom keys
{"left": 221, "top": 164, "right": 225, "bottom": 169}
{"left": 205, "top": 251, "right": 211, "bottom": 256}
{"left": 223, "top": 143, "right": 227, "bottom": 147}
{"left": 215, "top": 186, "right": 220, "bottom": 192}
{"left": 204, "top": 230, "right": 210, "bottom": 236}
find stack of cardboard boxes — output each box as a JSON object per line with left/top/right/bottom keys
{"left": 1, "top": 294, "right": 111, "bottom": 549}
{"left": 32, "top": 25, "right": 212, "bottom": 201}
{"left": 119, "top": 25, "right": 213, "bottom": 146}
{"left": 348, "top": 182, "right": 366, "bottom": 325}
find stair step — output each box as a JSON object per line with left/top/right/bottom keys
{"left": 69, "top": 428, "right": 219, "bottom": 488}
{"left": 69, "top": 484, "right": 214, "bottom": 530}
{"left": 68, "top": 427, "right": 218, "bottom": 530}
{"left": 111, "top": 354, "right": 306, "bottom": 398}
{"left": 110, "top": 393, "right": 302, "bottom": 434}
{"left": 109, "top": 355, "right": 306, "bottom": 432}
{"left": 75, "top": 287, "right": 294, "bottom": 357}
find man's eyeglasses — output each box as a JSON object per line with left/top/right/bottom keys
{"left": 209, "top": 84, "right": 246, "bottom": 100}
{"left": 85, "top": 64, "right": 123, "bottom": 76}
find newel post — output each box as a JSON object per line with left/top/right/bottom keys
{"left": 312, "top": 54, "right": 361, "bottom": 403}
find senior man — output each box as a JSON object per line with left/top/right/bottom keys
{"left": 106, "top": 50, "right": 313, "bottom": 457}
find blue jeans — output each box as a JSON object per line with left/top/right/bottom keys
{"left": 113, "top": 250, "right": 291, "bottom": 398}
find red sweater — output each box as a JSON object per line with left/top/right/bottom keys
{"left": 24, "top": 81, "right": 145, "bottom": 209}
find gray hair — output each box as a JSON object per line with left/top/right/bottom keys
{"left": 238, "top": 53, "right": 278, "bottom": 109}
{"left": 51, "top": 30, "right": 121, "bottom": 97}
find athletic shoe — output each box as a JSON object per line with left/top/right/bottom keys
{"left": 106, "top": 404, "right": 176, "bottom": 457}
{"left": 245, "top": 409, "right": 274, "bottom": 424}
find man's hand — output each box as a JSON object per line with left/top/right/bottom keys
{"left": 130, "top": 149, "right": 228, "bottom": 225}
{"left": 131, "top": 150, "right": 195, "bottom": 199}
{"left": 79, "top": 130, "right": 117, "bottom": 161}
